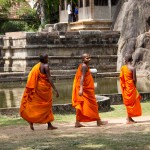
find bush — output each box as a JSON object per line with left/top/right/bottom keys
{"left": 0, "top": 5, "right": 40, "bottom": 34}
{"left": 0, "top": 21, "right": 25, "bottom": 33}
{"left": 0, "top": 20, "right": 39, "bottom": 34}
{"left": 17, "top": 6, "right": 38, "bottom": 20}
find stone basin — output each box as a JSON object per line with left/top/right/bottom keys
{"left": 52, "top": 95, "right": 110, "bottom": 114}
{"left": 95, "top": 95, "right": 110, "bottom": 112}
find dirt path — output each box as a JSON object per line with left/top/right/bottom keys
{"left": 0, "top": 116, "right": 150, "bottom": 150}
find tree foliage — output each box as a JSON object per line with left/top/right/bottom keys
{"left": 0, "top": 0, "right": 26, "bottom": 17}
{"left": 44, "top": 0, "right": 59, "bottom": 23}
{"left": 0, "top": 0, "right": 79, "bottom": 33}
{"left": 34, "top": 0, "right": 59, "bottom": 25}
{"left": 36, "top": 0, "right": 78, "bottom": 24}
{"left": 0, "top": 0, "right": 11, "bottom": 15}
{"left": 0, "top": 0, "right": 40, "bottom": 34}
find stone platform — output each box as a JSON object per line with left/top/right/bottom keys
{"left": 70, "top": 20, "right": 112, "bottom": 31}
{"left": 0, "top": 71, "right": 120, "bottom": 82}
{"left": 0, "top": 31, "right": 120, "bottom": 74}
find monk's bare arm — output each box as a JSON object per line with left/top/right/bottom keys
{"left": 132, "top": 67, "right": 137, "bottom": 86}
{"left": 44, "top": 64, "right": 59, "bottom": 97}
{"left": 79, "top": 64, "right": 87, "bottom": 96}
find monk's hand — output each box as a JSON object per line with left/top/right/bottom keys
{"left": 78, "top": 88, "right": 83, "bottom": 96}
{"left": 55, "top": 90, "right": 59, "bottom": 98}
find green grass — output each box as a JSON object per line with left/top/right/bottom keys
{"left": 0, "top": 116, "right": 27, "bottom": 126}
{"left": 100, "top": 100, "right": 150, "bottom": 118}
{"left": 0, "top": 101, "right": 150, "bottom": 126}
{"left": 0, "top": 101, "right": 150, "bottom": 150}
{"left": 53, "top": 100, "right": 150, "bottom": 123}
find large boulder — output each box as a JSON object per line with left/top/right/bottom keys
{"left": 133, "top": 32, "right": 150, "bottom": 75}
{"left": 114, "top": 0, "right": 150, "bottom": 77}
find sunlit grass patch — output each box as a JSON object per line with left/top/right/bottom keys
{"left": 0, "top": 100, "right": 149, "bottom": 126}
{"left": 80, "top": 144, "right": 105, "bottom": 149}
{"left": 100, "top": 100, "right": 150, "bottom": 119}
{"left": 0, "top": 116, "right": 26, "bottom": 126}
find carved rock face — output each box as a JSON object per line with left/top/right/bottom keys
{"left": 133, "top": 33, "right": 150, "bottom": 74}
{"left": 115, "top": 0, "right": 150, "bottom": 77}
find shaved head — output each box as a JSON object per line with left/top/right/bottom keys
{"left": 82, "top": 53, "right": 89, "bottom": 60}
{"left": 39, "top": 53, "right": 48, "bottom": 63}
{"left": 124, "top": 54, "right": 133, "bottom": 63}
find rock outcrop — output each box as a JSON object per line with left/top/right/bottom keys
{"left": 114, "top": 0, "right": 150, "bottom": 77}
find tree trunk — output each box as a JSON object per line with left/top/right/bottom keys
{"left": 39, "top": 0, "right": 46, "bottom": 26}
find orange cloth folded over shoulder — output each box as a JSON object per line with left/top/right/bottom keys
{"left": 72, "top": 64, "right": 100, "bottom": 122}
{"left": 20, "top": 63, "right": 54, "bottom": 123}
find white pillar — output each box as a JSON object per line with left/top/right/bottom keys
{"left": 65, "top": 0, "right": 67, "bottom": 10}
{"left": 89, "top": 0, "right": 94, "bottom": 20}
{"left": 59, "top": 0, "right": 61, "bottom": 22}
{"left": 108, "top": 0, "right": 112, "bottom": 20}
{"left": 83, "top": 0, "right": 86, "bottom": 20}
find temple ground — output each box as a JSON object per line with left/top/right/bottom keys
{"left": 0, "top": 102, "right": 150, "bottom": 150}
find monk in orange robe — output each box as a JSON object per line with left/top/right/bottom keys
{"left": 72, "top": 53, "right": 105, "bottom": 127}
{"left": 20, "top": 54, "right": 59, "bottom": 130}
{"left": 120, "top": 54, "right": 142, "bottom": 124}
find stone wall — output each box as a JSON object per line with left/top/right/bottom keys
{"left": 102, "top": 92, "right": 150, "bottom": 105}
{"left": 0, "top": 30, "right": 120, "bottom": 74}
{"left": 0, "top": 36, "right": 5, "bottom": 72}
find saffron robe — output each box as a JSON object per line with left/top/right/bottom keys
{"left": 120, "top": 65, "right": 142, "bottom": 117}
{"left": 72, "top": 64, "right": 100, "bottom": 122}
{"left": 20, "top": 63, "right": 54, "bottom": 123}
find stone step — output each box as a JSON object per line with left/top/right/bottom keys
{"left": 70, "top": 20, "right": 112, "bottom": 31}
{"left": 0, "top": 70, "right": 120, "bottom": 82}
{"left": 71, "top": 27, "right": 111, "bottom": 31}
{"left": 97, "top": 72, "right": 119, "bottom": 77}
{"left": 1, "top": 64, "right": 117, "bottom": 73}
{"left": 2, "top": 54, "right": 117, "bottom": 72}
